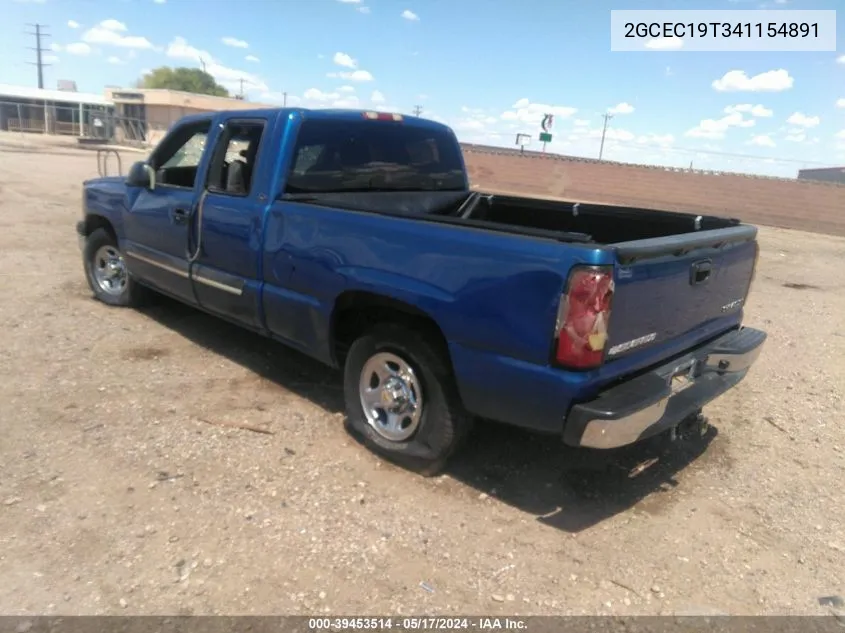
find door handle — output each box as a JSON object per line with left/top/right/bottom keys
{"left": 690, "top": 259, "right": 712, "bottom": 286}
{"left": 172, "top": 208, "right": 190, "bottom": 225}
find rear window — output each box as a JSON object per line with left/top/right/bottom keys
{"left": 285, "top": 119, "right": 466, "bottom": 194}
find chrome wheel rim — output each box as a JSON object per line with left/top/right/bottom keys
{"left": 92, "top": 245, "right": 127, "bottom": 296}
{"left": 358, "top": 352, "right": 423, "bottom": 442}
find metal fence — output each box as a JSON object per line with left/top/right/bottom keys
{"left": 0, "top": 100, "right": 167, "bottom": 147}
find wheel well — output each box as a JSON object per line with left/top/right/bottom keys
{"left": 84, "top": 215, "right": 117, "bottom": 242}
{"left": 331, "top": 291, "right": 451, "bottom": 368}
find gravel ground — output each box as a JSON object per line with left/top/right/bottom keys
{"left": 0, "top": 141, "right": 843, "bottom": 617}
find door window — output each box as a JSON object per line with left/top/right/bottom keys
{"left": 150, "top": 119, "right": 212, "bottom": 189}
{"left": 206, "top": 120, "right": 266, "bottom": 196}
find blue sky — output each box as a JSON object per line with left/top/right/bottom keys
{"left": 3, "top": 0, "right": 844, "bottom": 176}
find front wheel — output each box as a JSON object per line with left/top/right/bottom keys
{"left": 83, "top": 228, "right": 148, "bottom": 307}
{"left": 343, "top": 323, "right": 472, "bottom": 476}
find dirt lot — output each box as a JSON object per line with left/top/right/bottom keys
{"left": 0, "top": 139, "right": 843, "bottom": 617}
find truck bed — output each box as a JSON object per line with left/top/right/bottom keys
{"left": 459, "top": 192, "right": 740, "bottom": 244}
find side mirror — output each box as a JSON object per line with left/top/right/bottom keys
{"left": 126, "top": 161, "right": 156, "bottom": 190}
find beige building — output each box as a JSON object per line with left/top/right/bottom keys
{"left": 105, "top": 88, "right": 278, "bottom": 145}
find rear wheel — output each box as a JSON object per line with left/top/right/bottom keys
{"left": 83, "top": 228, "right": 148, "bottom": 307}
{"left": 343, "top": 323, "right": 471, "bottom": 476}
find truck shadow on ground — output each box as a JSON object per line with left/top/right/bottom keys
{"left": 139, "top": 296, "right": 718, "bottom": 534}
{"left": 448, "top": 420, "right": 717, "bottom": 532}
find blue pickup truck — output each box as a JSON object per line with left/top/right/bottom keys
{"left": 77, "top": 107, "right": 766, "bottom": 474}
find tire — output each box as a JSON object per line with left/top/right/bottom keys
{"left": 83, "top": 228, "right": 148, "bottom": 307}
{"left": 343, "top": 323, "right": 472, "bottom": 476}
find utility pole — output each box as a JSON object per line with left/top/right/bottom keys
{"left": 283, "top": 92, "right": 287, "bottom": 107}
{"left": 25, "top": 23, "right": 51, "bottom": 89}
{"left": 598, "top": 113, "right": 613, "bottom": 161}
{"left": 199, "top": 57, "right": 207, "bottom": 73}
{"left": 412, "top": 105, "right": 423, "bottom": 117}
{"left": 238, "top": 78, "right": 245, "bottom": 98}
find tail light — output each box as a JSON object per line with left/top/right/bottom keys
{"left": 363, "top": 111, "right": 403, "bottom": 122}
{"left": 553, "top": 265, "right": 615, "bottom": 369}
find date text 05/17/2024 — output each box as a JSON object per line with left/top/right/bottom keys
{"left": 307, "top": 618, "right": 528, "bottom": 631}
{"left": 609, "top": 9, "right": 836, "bottom": 52}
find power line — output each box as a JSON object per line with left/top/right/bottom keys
{"left": 25, "top": 23, "right": 50, "bottom": 89}
{"left": 412, "top": 105, "right": 423, "bottom": 117}
{"left": 598, "top": 113, "right": 613, "bottom": 161}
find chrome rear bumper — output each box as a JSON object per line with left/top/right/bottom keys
{"left": 564, "top": 326, "right": 766, "bottom": 450}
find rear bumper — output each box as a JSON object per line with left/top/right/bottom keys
{"left": 563, "top": 326, "right": 767, "bottom": 449}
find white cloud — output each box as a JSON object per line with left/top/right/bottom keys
{"left": 51, "top": 43, "right": 62, "bottom": 51}
{"left": 245, "top": 55, "right": 259, "bottom": 63}
{"left": 371, "top": 90, "right": 385, "bottom": 103}
{"left": 588, "top": 127, "right": 635, "bottom": 142}
{"left": 748, "top": 134, "right": 776, "bottom": 147}
{"left": 299, "top": 87, "right": 360, "bottom": 109}
{"left": 304, "top": 88, "right": 339, "bottom": 101}
{"left": 636, "top": 133, "right": 674, "bottom": 147}
{"left": 837, "top": 98, "right": 845, "bottom": 108}
{"left": 836, "top": 130, "right": 845, "bottom": 140}
{"left": 500, "top": 98, "right": 577, "bottom": 125}
{"left": 574, "top": 119, "right": 590, "bottom": 127}
{"left": 166, "top": 36, "right": 267, "bottom": 93}
{"left": 711, "top": 69, "right": 793, "bottom": 92}
{"left": 43, "top": 54, "right": 59, "bottom": 64}
{"left": 838, "top": 55, "right": 845, "bottom": 64}
{"left": 685, "top": 112, "right": 755, "bottom": 139}
{"left": 357, "top": 6, "right": 371, "bottom": 13}
{"left": 327, "top": 69, "right": 374, "bottom": 81}
{"left": 337, "top": 0, "right": 361, "bottom": 3}
{"left": 608, "top": 102, "right": 634, "bottom": 115}
{"left": 338, "top": 85, "right": 355, "bottom": 93}
{"left": 786, "top": 112, "right": 820, "bottom": 128}
{"left": 107, "top": 56, "right": 124, "bottom": 65}
{"left": 401, "top": 9, "right": 420, "bottom": 20}
{"left": 82, "top": 20, "right": 154, "bottom": 49}
{"left": 785, "top": 131, "right": 806, "bottom": 143}
{"left": 99, "top": 19, "right": 127, "bottom": 32}
{"left": 724, "top": 103, "right": 773, "bottom": 117}
{"left": 645, "top": 37, "right": 683, "bottom": 50}
{"left": 65, "top": 42, "right": 92, "bottom": 56}
{"left": 222, "top": 36, "right": 248, "bottom": 49}
{"left": 153, "top": 0, "right": 166, "bottom": 3}
{"left": 333, "top": 52, "right": 357, "bottom": 69}
{"left": 67, "top": 20, "right": 80, "bottom": 29}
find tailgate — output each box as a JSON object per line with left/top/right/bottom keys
{"left": 605, "top": 225, "right": 758, "bottom": 360}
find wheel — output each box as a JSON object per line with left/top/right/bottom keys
{"left": 83, "top": 228, "right": 148, "bottom": 307}
{"left": 343, "top": 323, "right": 472, "bottom": 476}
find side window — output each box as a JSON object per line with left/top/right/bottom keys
{"left": 206, "top": 120, "right": 266, "bottom": 196}
{"left": 150, "top": 119, "right": 211, "bottom": 189}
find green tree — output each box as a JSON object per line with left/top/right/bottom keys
{"left": 137, "top": 66, "right": 229, "bottom": 97}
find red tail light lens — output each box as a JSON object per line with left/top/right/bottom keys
{"left": 554, "top": 266, "right": 615, "bottom": 369}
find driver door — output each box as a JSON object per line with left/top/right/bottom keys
{"left": 122, "top": 118, "right": 212, "bottom": 304}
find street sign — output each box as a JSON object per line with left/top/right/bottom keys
{"left": 541, "top": 114, "right": 554, "bottom": 132}
{"left": 539, "top": 132, "right": 552, "bottom": 143}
